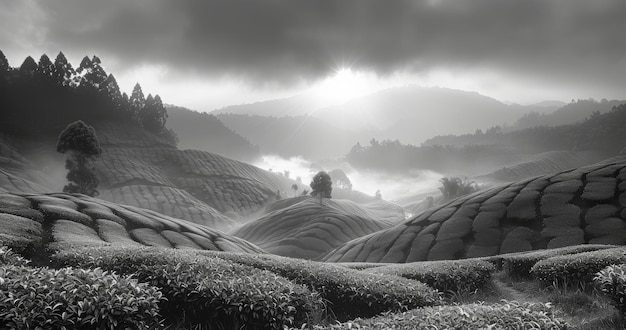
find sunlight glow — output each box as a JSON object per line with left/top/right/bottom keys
{"left": 311, "top": 67, "right": 382, "bottom": 105}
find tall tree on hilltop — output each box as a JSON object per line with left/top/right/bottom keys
{"left": 56, "top": 120, "right": 102, "bottom": 196}
{"left": 129, "top": 83, "right": 145, "bottom": 123}
{"left": 139, "top": 94, "right": 168, "bottom": 134}
{"left": 19, "top": 56, "right": 38, "bottom": 76}
{"left": 53, "top": 52, "right": 75, "bottom": 86}
{"left": 310, "top": 171, "right": 332, "bottom": 204}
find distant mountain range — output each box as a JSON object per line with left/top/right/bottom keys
{"left": 213, "top": 86, "right": 564, "bottom": 159}
{"left": 165, "top": 105, "right": 260, "bottom": 162}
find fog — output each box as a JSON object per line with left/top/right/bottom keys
{"left": 254, "top": 154, "right": 444, "bottom": 202}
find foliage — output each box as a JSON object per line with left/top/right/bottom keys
{"left": 328, "top": 169, "right": 352, "bottom": 190}
{"left": 0, "top": 265, "right": 163, "bottom": 329}
{"left": 207, "top": 252, "right": 442, "bottom": 321}
{"left": 502, "top": 244, "right": 613, "bottom": 279}
{"left": 310, "top": 171, "right": 332, "bottom": 201}
{"left": 0, "top": 246, "right": 29, "bottom": 266}
{"left": 56, "top": 120, "right": 102, "bottom": 196}
{"left": 139, "top": 94, "right": 168, "bottom": 134}
{"left": 0, "top": 50, "right": 169, "bottom": 140}
{"left": 52, "top": 246, "right": 322, "bottom": 329}
{"left": 438, "top": 176, "right": 478, "bottom": 201}
{"left": 531, "top": 247, "right": 626, "bottom": 290}
{"left": 595, "top": 264, "right": 626, "bottom": 314}
{"left": 306, "top": 301, "right": 568, "bottom": 330}
{"left": 367, "top": 259, "right": 495, "bottom": 297}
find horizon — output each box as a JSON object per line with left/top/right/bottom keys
{"left": 2, "top": 1, "right": 626, "bottom": 111}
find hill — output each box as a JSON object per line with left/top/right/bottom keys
{"left": 513, "top": 99, "right": 625, "bottom": 130}
{"left": 231, "top": 196, "right": 404, "bottom": 259}
{"left": 322, "top": 156, "right": 626, "bottom": 263}
{"left": 0, "top": 191, "right": 263, "bottom": 255}
{"left": 165, "top": 105, "right": 260, "bottom": 162}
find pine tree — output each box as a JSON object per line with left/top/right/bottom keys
{"left": 139, "top": 94, "right": 168, "bottom": 134}
{"left": 19, "top": 56, "right": 38, "bottom": 76}
{"left": 129, "top": 83, "right": 145, "bottom": 123}
{"left": 100, "top": 74, "right": 123, "bottom": 112}
{"left": 0, "top": 50, "right": 9, "bottom": 73}
{"left": 53, "top": 52, "right": 75, "bottom": 86}
{"left": 56, "top": 120, "right": 102, "bottom": 196}
{"left": 36, "top": 54, "right": 55, "bottom": 79}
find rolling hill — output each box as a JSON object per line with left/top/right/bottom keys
{"left": 322, "top": 156, "right": 626, "bottom": 263}
{"left": 231, "top": 196, "right": 404, "bottom": 259}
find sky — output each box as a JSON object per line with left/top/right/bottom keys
{"left": 1, "top": 0, "right": 625, "bottom": 111}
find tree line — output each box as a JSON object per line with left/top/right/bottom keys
{"left": 0, "top": 50, "right": 173, "bottom": 142}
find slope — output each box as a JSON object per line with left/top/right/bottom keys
{"left": 0, "top": 191, "right": 263, "bottom": 256}
{"left": 165, "top": 105, "right": 260, "bottom": 162}
{"left": 322, "top": 156, "right": 626, "bottom": 263}
{"left": 231, "top": 196, "right": 404, "bottom": 259}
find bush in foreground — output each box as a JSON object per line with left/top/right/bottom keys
{"left": 595, "top": 264, "right": 626, "bottom": 314}
{"left": 502, "top": 244, "right": 613, "bottom": 279}
{"left": 53, "top": 246, "right": 322, "bottom": 329}
{"left": 300, "top": 301, "right": 567, "bottom": 329}
{"left": 531, "top": 247, "right": 626, "bottom": 290}
{"left": 366, "top": 259, "right": 494, "bottom": 296}
{"left": 0, "top": 265, "right": 162, "bottom": 329}
{"left": 0, "top": 246, "right": 29, "bottom": 266}
{"left": 205, "top": 252, "right": 441, "bottom": 321}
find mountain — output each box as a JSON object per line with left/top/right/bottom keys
{"left": 165, "top": 105, "right": 260, "bottom": 162}
{"left": 214, "top": 86, "right": 549, "bottom": 159}
{"left": 513, "top": 99, "right": 625, "bottom": 130}
{"left": 215, "top": 113, "right": 369, "bottom": 160}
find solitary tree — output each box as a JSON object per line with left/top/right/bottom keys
{"left": 56, "top": 121, "right": 102, "bottom": 196}
{"left": 291, "top": 183, "right": 298, "bottom": 197}
{"left": 310, "top": 171, "right": 332, "bottom": 204}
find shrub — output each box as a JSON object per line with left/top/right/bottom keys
{"left": 366, "top": 259, "right": 494, "bottom": 296}
{"left": 531, "top": 247, "right": 626, "bottom": 290}
{"left": 0, "top": 265, "right": 162, "bottom": 329}
{"left": 52, "top": 246, "right": 322, "bottom": 329}
{"left": 302, "top": 301, "right": 567, "bottom": 329}
{"left": 0, "top": 246, "right": 29, "bottom": 266}
{"left": 205, "top": 251, "right": 441, "bottom": 321}
{"left": 503, "top": 244, "right": 613, "bottom": 279}
{"left": 595, "top": 264, "right": 626, "bottom": 314}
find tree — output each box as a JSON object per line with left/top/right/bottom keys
{"left": 329, "top": 169, "right": 352, "bottom": 190}
{"left": 438, "top": 177, "right": 478, "bottom": 201}
{"left": 129, "top": 83, "right": 145, "bottom": 123}
{"left": 19, "top": 56, "right": 38, "bottom": 76}
{"left": 375, "top": 189, "right": 382, "bottom": 200}
{"left": 139, "top": 94, "right": 168, "bottom": 134}
{"left": 53, "top": 52, "right": 75, "bottom": 86}
{"left": 36, "top": 54, "right": 55, "bottom": 80}
{"left": 310, "top": 171, "right": 332, "bottom": 204}
{"left": 56, "top": 121, "right": 102, "bottom": 196}
{"left": 0, "top": 50, "right": 8, "bottom": 73}
{"left": 291, "top": 183, "right": 298, "bottom": 197}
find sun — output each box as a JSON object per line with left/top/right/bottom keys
{"left": 312, "top": 67, "right": 373, "bottom": 105}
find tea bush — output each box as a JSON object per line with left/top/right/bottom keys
{"left": 366, "top": 259, "right": 494, "bottom": 296}
{"left": 0, "top": 246, "right": 29, "bottom": 266}
{"left": 503, "top": 244, "right": 613, "bottom": 279}
{"left": 53, "top": 246, "right": 322, "bottom": 329}
{"left": 0, "top": 265, "right": 162, "bottom": 329}
{"left": 304, "top": 301, "right": 568, "bottom": 329}
{"left": 205, "top": 251, "right": 442, "bottom": 321}
{"left": 531, "top": 247, "right": 626, "bottom": 289}
{"left": 595, "top": 264, "right": 626, "bottom": 314}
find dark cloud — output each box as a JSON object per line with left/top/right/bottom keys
{"left": 4, "top": 0, "right": 626, "bottom": 95}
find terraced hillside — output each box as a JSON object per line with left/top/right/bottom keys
{"left": 0, "top": 121, "right": 303, "bottom": 231}
{"left": 322, "top": 156, "right": 626, "bottom": 263}
{"left": 0, "top": 191, "right": 263, "bottom": 255}
{"left": 232, "top": 197, "right": 404, "bottom": 259}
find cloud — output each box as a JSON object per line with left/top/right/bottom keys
{"left": 2, "top": 0, "right": 626, "bottom": 98}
